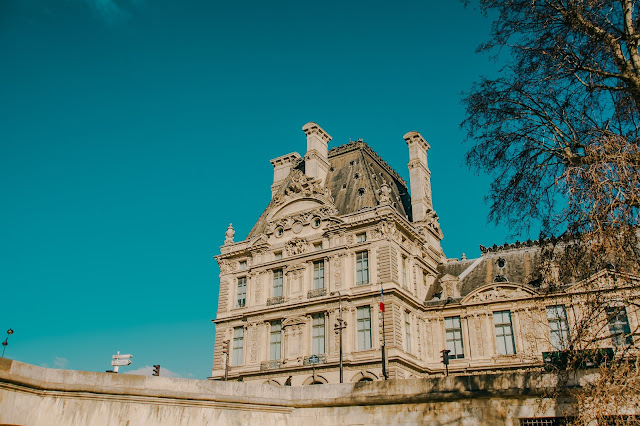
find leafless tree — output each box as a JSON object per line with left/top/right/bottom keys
{"left": 463, "top": 1, "right": 640, "bottom": 423}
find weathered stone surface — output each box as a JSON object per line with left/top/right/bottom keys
{"left": 1, "top": 360, "right": 572, "bottom": 426}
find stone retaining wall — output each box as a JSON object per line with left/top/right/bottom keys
{"left": 0, "top": 358, "right": 569, "bottom": 425}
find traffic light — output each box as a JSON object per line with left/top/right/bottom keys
{"left": 152, "top": 365, "right": 160, "bottom": 376}
{"left": 222, "top": 340, "right": 230, "bottom": 355}
{"left": 440, "top": 349, "right": 451, "bottom": 376}
{"left": 440, "top": 349, "right": 450, "bottom": 365}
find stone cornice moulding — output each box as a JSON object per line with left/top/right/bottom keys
{"left": 270, "top": 152, "right": 303, "bottom": 167}
{"left": 403, "top": 131, "right": 431, "bottom": 152}
{"left": 302, "top": 122, "right": 332, "bottom": 143}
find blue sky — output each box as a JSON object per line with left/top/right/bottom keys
{"left": 0, "top": 1, "right": 522, "bottom": 379}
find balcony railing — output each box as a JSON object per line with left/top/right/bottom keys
{"left": 260, "top": 360, "right": 282, "bottom": 371}
{"left": 307, "top": 288, "right": 326, "bottom": 299}
{"left": 267, "top": 296, "right": 285, "bottom": 306}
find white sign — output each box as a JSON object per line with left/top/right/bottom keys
{"left": 111, "top": 359, "right": 132, "bottom": 366}
{"left": 112, "top": 354, "right": 133, "bottom": 360}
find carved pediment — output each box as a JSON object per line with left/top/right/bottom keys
{"left": 282, "top": 316, "right": 307, "bottom": 328}
{"left": 461, "top": 283, "right": 536, "bottom": 305}
{"left": 268, "top": 170, "right": 335, "bottom": 223}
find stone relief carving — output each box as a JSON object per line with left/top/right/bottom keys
{"left": 285, "top": 238, "right": 309, "bottom": 256}
{"left": 249, "top": 325, "right": 258, "bottom": 363}
{"left": 272, "top": 170, "right": 332, "bottom": 207}
{"left": 377, "top": 182, "right": 392, "bottom": 205}
{"left": 266, "top": 206, "right": 339, "bottom": 235}
{"left": 372, "top": 220, "right": 399, "bottom": 240}
{"left": 218, "top": 259, "right": 235, "bottom": 274}
{"left": 468, "top": 285, "right": 532, "bottom": 303}
{"left": 332, "top": 254, "right": 343, "bottom": 288}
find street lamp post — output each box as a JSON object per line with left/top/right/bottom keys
{"left": 2, "top": 329, "right": 14, "bottom": 358}
{"left": 332, "top": 291, "right": 346, "bottom": 383}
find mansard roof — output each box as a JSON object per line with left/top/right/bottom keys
{"left": 430, "top": 242, "right": 544, "bottom": 302}
{"left": 247, "top": 140, "right": 412, "bottom": 238}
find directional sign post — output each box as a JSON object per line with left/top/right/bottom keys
{"left": 110, "top": 351, "right": 133, "bottom": 373}
{"left": 308, "top": 355, "right": 320, "bottom": 384}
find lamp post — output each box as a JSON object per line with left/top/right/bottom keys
{"left": 332, "top": 291, "right": 346, "bottom": 383}
{"left": 2, "top": 329, "right": 14, "bottom": 358}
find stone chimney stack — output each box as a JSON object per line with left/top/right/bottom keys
{"left": 270, "top": 152, "right": 302, "bottom": 197}
{"left": 403, "top": 131, "right": 433, "bottom": 222}
{"left": 302, "top": 122, "right": 332, "bottom": 185}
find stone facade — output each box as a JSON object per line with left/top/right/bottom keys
{"left": 211, "top": 122, "right": 640, "bottom": 386}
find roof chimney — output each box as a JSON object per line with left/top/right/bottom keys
{"left": 302, "top": 122, "right": 332, "bottom": 185}
{"left": 270, "top": 152, "right": 302, "bottom": 197}
{"left": 403, "top": 131, "right": 433, "bottom": 222}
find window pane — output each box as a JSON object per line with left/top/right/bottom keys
{"left": 356, "top": 251, "right": 369, "bottom": 285}
{"left": 273, "top": 269, "right": 283, "bottom": 297}
{"left": 445, "top": 316, "right": 464, "bottom": 359}
{"left": 313, "top": 261, "right": 325, "bottom": 289}
{"left": 607, "top": 306, "right": 633, "bottom": 347}
{"left": 237, "top": 277, "right": 246, "bottom": 308}
{"left": 547, "top": 305, "right": 569, "bottom": 350}
{"left": 494, "top": 311, "right": 516, "bottom": 355}
{"left": 312, "top": 313, "right": 325, "bottom": 354}
{"left": 405, "top": 312, "right": 412, "bottom": 353}
{"left": 270, "top": 321, "right": 282, "bottom": 360}
{"left": 357, "top": 306, "right": 372, "bottom": 350}
{"left": 232, "top": 327, "right": 244, "bottom": 366}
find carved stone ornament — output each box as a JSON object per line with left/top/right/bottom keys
{"left": 467, "top": 285, "right": 533, "bottom": 304}
{"left": 266, "top": 205, "right": 338, "bottom": 235}
{"left": 372, "top": 220, "right": 398, "bottom": 240}
{"left": 282, "top": 316, "right": 307, "bottom": 329}
{"left": 377, "top": 182, "right": 392, "bottom": 205}
{"left": 285, "top": 237, "right": 309, "bottom": 256}
{"left": 272, "top": 170, "right": 332, "bottom": 208}
{"left": 218, "top": 259, "right": 235, "bottom": 274}
{"left": 224, "top": 223, "right": 235, "bottom": 245}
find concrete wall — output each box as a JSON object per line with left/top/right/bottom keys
{"left": 0, "top": 358, "right": 570, "bottom": 426}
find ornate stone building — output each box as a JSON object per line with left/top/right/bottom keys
{"left": 211, "top": 122, "right": 639, "bottom": 386}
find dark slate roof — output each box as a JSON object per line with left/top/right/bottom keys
{"left": 246, "top": 141, "right": 411, "bottom": 238}
{"left": 436, "top": 246, "right": 543, "bottom": 298}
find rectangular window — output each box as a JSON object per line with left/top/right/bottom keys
{"left": 445, "top": 316, "right": 465, "bottom": 359}
{"left": 405, "top": 312, "right": 412, "bottom": 353}
{"left": 313, "top": 260, "right": 325, "bottom": 289}
{"left": 239, "top": 260, "right": 247, "bottom": 270}
{"left": 607, "top": 306, "right": 633, "bottom": 347}
{"left": 314, "top": 242, "right": 323, "bottom": 251}
{"left": 494, "top": 310, "right": 516, "bottom": 355}
{"left": 312, "top": 313, "right": 325, "bottom": 355}
{"left": 547, "top": 305, "right": 570, "bottom": 350}
{"left": 356, "top": 232, "right": 366, "bottom": 242}
{"left": 356, "top": 251, "right": 369, "bottom": 285}
{"left": 236, "top": 277, "right": 246, "bottom": 308}
{"left": 402, "top": 256, "right": 407, "bottom": 287}
{"left": 273, "top": 269, "right": 283, "bottom": 297}
{"left": 357, "top": 306, "right": 372, "bottom": 350}
{"left": 232, "top": 327, "right": 244, "bottom": 366}
{"left": 270, "top": 321, "right": 282, "bottom": 360}
{"left": 274, "top": 252, "right": 282, "bottom": 260}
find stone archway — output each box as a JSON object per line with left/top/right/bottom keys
{"left": 350, "top": 371, "right": 379, "bottom": 382}
{"left": 302, "top": 375, "right": 328, "bottom": 385}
